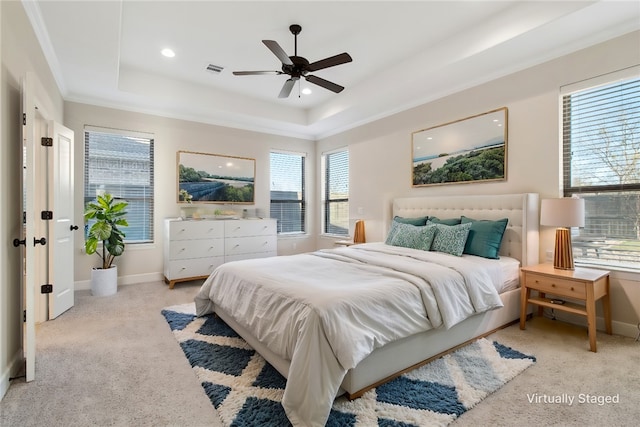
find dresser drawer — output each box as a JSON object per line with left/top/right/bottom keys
{"left": 169, "top": 220, "right": 224, "bottom": 240}
{"left": 167, "top": 257, "right": 224, "bottom": 280}
{"left": 224, "top": 219, "right": 276, "bottom": 237}
{"left": 225, "top": 235, "right": 277, "bottom": 256}
{"left": 524, "top": 273, "right": 586, "bottom": 299}
{"left": 169, "top": 238, "right": 224, "bottom": 260}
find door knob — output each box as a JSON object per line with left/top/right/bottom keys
{"left": 70, "top": 225, "right": 79, "bottom": 231}
{"left": 13, "top": 238, "right": 26, "bottom": 247}
{"left": 33, "top": 237, "right": 47, "bottom": 246}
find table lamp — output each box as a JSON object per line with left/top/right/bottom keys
{"left": 540, "top": 198, "right": 585, "bottom": 270}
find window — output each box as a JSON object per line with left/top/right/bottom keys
{"left": 270, "top": 151, "right": 305, "bottom": 234}
{"left": 84, "top": 127, "right": 154, "bottom": 243}
{"left": 562, "top": 70, "right": 639, "bottom": 270}
{"left": 323, "top": 149, "right": 349, "bottom": 236}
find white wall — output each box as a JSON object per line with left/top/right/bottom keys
{"left": 1, "top": 1, "right": 64, "bottom": 399}
{"left": 315, "top": 31, "right": 640, "bottom": 334}
{"left": 64, "top": 102, "right": 316, "bottom": 286}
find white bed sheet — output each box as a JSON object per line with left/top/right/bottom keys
{"left": 194, "top": 243, "right": 508, "bottom": 426}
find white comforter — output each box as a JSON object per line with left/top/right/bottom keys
{"left": 194, "top": 242, "right": 504, "bottom": 427}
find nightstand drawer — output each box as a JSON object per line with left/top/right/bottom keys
{"left": 525, "top": 273, "right": 586, "bottom": 299}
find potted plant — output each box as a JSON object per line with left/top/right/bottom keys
{"left": 84, "top": 193, "right": 128, "bottom": 296}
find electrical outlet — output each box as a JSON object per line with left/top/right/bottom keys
{"left": 545, "top": 250, "right": 553, "bottom": 261}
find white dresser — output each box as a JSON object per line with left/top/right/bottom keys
{"left": 163, "top": 218, "right": 277, "bottom": 288}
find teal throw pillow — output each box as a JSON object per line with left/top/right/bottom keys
{"left": 393, "top": 215, "right": 429, "bottom": 226}
{"left": 385, "top": 220, "right": 401, "bottom": 245}
{"left": 390, "top": 223, "right": 437, "bottom": 251}
{"left": 460, "top": 216, "right": 509, "bottom": 259}
{"left": 430, "top": 222, "right": 472, "bottom": 256}
{"left": 427, "top": 217, "right": 462, "bottom": 226}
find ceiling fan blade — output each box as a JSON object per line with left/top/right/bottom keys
{"left": 278, "top": 78, "right": 297, "bottom": 98}
{"left": 307, "top": 53, "right": 352, "bottom": 72}
{"left": 233, "top": 71, "right": 283, "bottom": 76}
{"left": 305, "top": 75, "right": 344, "bottom": 93}
{"left": 263, "top": 40, "right": 293, "bottom": 66}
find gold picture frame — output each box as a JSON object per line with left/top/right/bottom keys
{"left": 177, "top": 150, "right": 255, "bottom": 204}
{"left": 412, "top": 107, "right": 508, "bottom": 187}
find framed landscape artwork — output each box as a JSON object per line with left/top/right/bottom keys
{"left": 177, "top": 150, "right": 255, "bottom": 204}
{"left": 412, "top": 107, "right": 508, "bottom": 187}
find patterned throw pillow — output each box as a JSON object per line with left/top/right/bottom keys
{"left": 385, "top": 220, "right": 401, "bottom": 245}
{"left": 386, "top": 216, "right": 429, "bottom": 244}
{"left": 390, "top": 223, "right": 437, "bottom": 250}
{"left": 430, "top": 222, "right": 473, "bottom": 256}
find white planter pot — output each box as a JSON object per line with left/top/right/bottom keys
{"left": 91, "top": 265, "right": 118, "bottom": 296}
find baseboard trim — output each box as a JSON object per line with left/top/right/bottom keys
{"left": 1, "top": 350, "right": 24, "bottom": 401}
{"left": 550, "top": 310, "right": 639, "bottom": 339}
{"left": 75, "top": 272, "right": 164, "bottom": 291}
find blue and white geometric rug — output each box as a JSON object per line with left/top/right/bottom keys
{"left": 162, "top": 303, "right": 536, "bottom": 427}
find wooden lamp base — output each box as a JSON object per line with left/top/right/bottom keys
{"left": 353, "top": 220, "right": 366, "bottom": 244}
{"left": 553, "top": 227, "right": 574, "bottom": 270}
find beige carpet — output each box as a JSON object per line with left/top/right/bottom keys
{"left": 1, "top": 280, "right": 638, "bottom": 427}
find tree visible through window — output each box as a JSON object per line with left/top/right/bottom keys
{"left": 562, "top": 73, "right": 639, "bottom": 270}
{"left": 84, "top": 127, "right": 154, "bottom": 243}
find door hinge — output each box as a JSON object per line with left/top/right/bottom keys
{"left": 41, "top": 211, "right": 53, "bottom": 220}
{"left": 23, "top": 113, "right": 26, "bottom": 125}
{"left": 41, "top": 284, "right": 53, "bottom": 294}
{"left": 41, "top": 137, "right": 53, "bottom": 147}
{"left": 23, "top": 310, "right": 26, "bottom": 322}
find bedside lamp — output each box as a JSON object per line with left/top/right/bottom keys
{"left": 540, "top": 198, "right": 585, "bottom": 270}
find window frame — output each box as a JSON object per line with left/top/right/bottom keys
{"left": 322, "top": 148, "right": 350, "bottom": 237}
{"left": 269, "top": 150, "right": 306, "bottom": 235}
{"left": 84, "top": 126, "right": 155, "bottom": 245}
{"left": 560, "top": 67, "right": 640, "bottom": 271}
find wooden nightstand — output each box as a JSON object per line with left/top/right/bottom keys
{"left": 519, "top": 263, "right": 611, "bottom": 352}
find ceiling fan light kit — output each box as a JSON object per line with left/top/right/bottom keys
{"left": 233, "top": 24, "right": 352, "bottom": 98}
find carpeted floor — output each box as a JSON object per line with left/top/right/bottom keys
{"left": 162, "top": 303, "right": 536, "bottom": 426}
{"left": 1, "top": 280, "right": 638, "bottom": 426}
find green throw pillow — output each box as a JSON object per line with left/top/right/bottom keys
{"left": 390, "top": 223, "right": 437, "bottom": 251}
{"left": 430, "top": 222, "right": 472, "bottom": 256}
{"left": 427, "top": 217, "right": 462, "bottom": 226}
{"left": 385, "top": 220, "right": 401, "bottom": 245}
{"left": 393, "top": 215, "right": 429, "bottom": 226}
{"left": 460, "top": 216, "right": 509, "bottom": 259}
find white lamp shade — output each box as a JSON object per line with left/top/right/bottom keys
{"left": 540, "top": 198, "right": 585, "bottom": 227}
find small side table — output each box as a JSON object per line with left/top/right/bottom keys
{"left": 334, "top": 240, "right": 355, "bottom": 247}
{"left": 520, "top": 263, "right": 611, "bottom": 352}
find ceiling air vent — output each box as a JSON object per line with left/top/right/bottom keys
{"left": 206, "top": 64, "right": 224, "bottom": 73}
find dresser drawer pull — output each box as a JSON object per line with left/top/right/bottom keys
{"left": 180, "top": 267, "right": 186, "bottom": 271}
{"left": 551, "top": 283, "right": 556, "bottom": 287}
{"left": 179, "top": 248, "right": 185, "bottom": 252}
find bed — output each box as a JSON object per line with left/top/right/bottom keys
{"left": 195, "top": 193, "right": 539, "bottom": 426}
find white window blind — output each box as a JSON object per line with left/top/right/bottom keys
{"left": 84, "top": 127, "right": 154, "bottom": 243}
{"left": 562, "top": 73, "right": 640, "bottom": 270}
{"left": 270, "top": 151, "right": 305, "bottom": 234}
{"left": 324, "top": 149, "right": 349, "bottom": 235}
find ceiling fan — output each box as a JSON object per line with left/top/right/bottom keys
{"left": 233, "top": 24, "right": 353, "bottom": 98}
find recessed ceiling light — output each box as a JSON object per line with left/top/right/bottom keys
{"left": 161, "top": 48, "right": 175, "bottom": 58}
{"left": 301, "top": 87, "right": 312, "bottom": 95}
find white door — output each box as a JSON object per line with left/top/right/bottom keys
{"left": 22, "top": 73, "right": 37, "bottom": 382}
{"left": 48, "top": 121, "right": 75, "bottom": 319}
